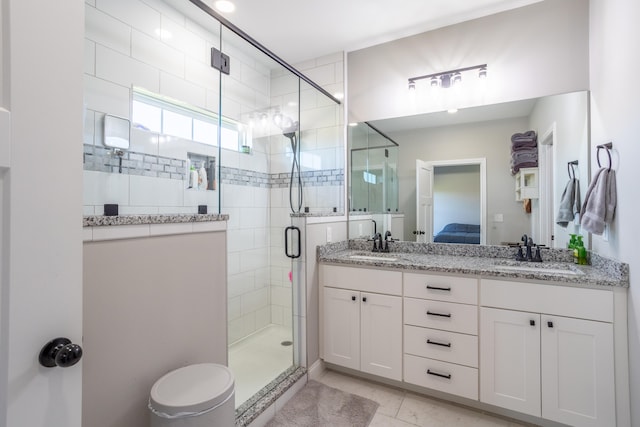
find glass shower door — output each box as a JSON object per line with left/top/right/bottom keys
{"left": 219, "top": 26, "right": 299, "bottom": 408}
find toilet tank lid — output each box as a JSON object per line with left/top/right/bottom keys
{"left": 150, "top": 363, "right": 234, "bottom": 415}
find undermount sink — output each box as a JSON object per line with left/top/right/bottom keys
{"left": 493, "top": 263, "right": 583, "bottom": 276}
{"left": 349, "top": 254, "right": 398, "bottom": 262}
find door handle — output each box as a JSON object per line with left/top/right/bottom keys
{"left": 284, "top": 226, "right": 301, "bottom": 259}
{"left": 39, "top": 337, "right": 83, "bottom": 368}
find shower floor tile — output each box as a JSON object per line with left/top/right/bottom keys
{"left": 229, "top": 324, "right": 293, "bottom": 407}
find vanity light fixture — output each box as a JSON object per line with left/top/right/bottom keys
{"left": 408, "top": 64, "right": 487, "bottom": 90}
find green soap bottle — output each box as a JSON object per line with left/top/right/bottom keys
{"left": 568, "top": 234, "right": 576, "bottom": 249}
{"left": 576, "top": 236, "right": 587, "bottom": 265}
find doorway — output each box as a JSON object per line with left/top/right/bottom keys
{"left": 416, "top": 158, "right": 486, "bottom": 244}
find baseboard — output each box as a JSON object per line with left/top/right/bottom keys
{"left": 307, "top": 359, "right": 326, "bottom": 381}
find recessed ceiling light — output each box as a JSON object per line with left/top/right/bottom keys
{"left": 348, "top": 122, "right": 358, "bottom": 127}
{"left": 447, "top": 108, "right": 458, "bottom": 114}
{"left": 214, "top": 0, "right": 235, "bottom": 13}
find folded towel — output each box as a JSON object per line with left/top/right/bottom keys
{"left": 511, "top": 152, "right": 538, "bottom": 163}
{"left": 511, "top": 144, "right": 538, "bottom": 152}
{"left": 580, "top": 168, "right": 616, "bottom": 234}
{"left": 511, "top": 130, "right": 537, "bottom": 143}
{"left": 556, "top": 178, "right": 581, "bottom": 227}
{"left": 511, "top": 162, "right": 538, "bottom": 175}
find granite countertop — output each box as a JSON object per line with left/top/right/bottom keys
{"left": 318, "top": 240, "right": 629, "bottom": 289}
{"left": 83, "top": 213, "right": 229, "bottom": 227}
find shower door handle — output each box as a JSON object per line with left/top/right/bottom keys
{"left": 284, "top": 226, "right": 301, "bottom": 259}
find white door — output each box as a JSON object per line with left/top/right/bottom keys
{"left": 480, "top": 308, "right": 541, "bottom": 417}
{"left": 1, "top": 2, "right": 84, "bottom": 426}
{"left": 360, "top": 293, "right": 402, "bottom": 380}
{"left": 323, "top": 287, "right": 360, "bottom": 370}
{"left": 416, "top": 159, "right": 433, "bottom": 243}
{"left": 541, "top": 316, "right": 615, "bottom": 427}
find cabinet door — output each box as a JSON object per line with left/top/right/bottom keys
{"left": 480, "top": 307, "right": 541, "bottom": 417}
{"left": 541, "top": 316, "right": 615, "bottom": 427}
{"left": 360, "top": 293, "right": 403, "bottom": 380}
{"left": 323, "top": 287, "right": 360, "bottom": 370}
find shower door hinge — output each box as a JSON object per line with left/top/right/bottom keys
{"left": 211, "top": 47, "right": 230, "bottom": 75}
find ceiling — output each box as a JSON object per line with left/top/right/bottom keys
{"left": 207, "top": 0, "right": 542, "bottom": 64}
{"left": 369, "top": 98, "right": 538, "bottom": 134}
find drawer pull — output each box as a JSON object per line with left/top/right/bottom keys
{"left": 426, "top": 285, "right": 451, "bottom": 292}
{"left": 426, "top": 339, "right": 451, "bottom": 348}
{"left": 426, "top": 311, "right": 451, "bottom": 318}
{"left": 427, "top": 369, "right": 451, "bottom": 379}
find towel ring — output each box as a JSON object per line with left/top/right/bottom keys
{"left": 596, "top": 142, "right": 613, "bottom": 170}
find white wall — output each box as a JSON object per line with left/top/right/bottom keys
{"left": 528, "top": 91, "right": 589, "bottom": 248}
{"left": 347, "top": 0, "right": 589, "bottom": 123}
{"left": 589, "top": 0, "right": 640, "bottom": 425}
{"left": 392, "top": 117, "right": 531, "bottom": 245}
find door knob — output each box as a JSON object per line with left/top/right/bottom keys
{"left": 39, "top": 337, "right": 83, "bottom": 368}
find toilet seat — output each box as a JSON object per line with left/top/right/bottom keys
{"left": 150, "top": 363, "right": 234, "bottom": 417}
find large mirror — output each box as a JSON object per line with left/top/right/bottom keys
{"left": 348, "top": 91, "right": 590, "bottom": 249}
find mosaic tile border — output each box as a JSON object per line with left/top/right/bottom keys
{"left": 221, "top": 166, "right": 344, "bottom": 188}
{"left": 83, "top": 144, "right": 186, "bottom": 180}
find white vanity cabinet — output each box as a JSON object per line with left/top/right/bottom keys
{"left": 480, "top": 279, "right": 616, "bottom": 427}
{"left": 320, "top": 265, "right": 403, "bottom": 381}
{"left": 403, "top": 273, "right": 479, "bottom": 400}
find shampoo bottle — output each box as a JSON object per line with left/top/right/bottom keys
{"left": 198, "top": 163, "right": 208, "bottom": 190}
{"left": 189, "top": 166, "right": 198, "bottom": 190}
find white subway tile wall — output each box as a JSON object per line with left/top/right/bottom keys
{"left": 84, "top": 0, "right": 343, "bottom": 345}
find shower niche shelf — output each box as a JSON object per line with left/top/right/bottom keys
{"left": 186, "top": 153, "right": 216, "bottom": 191}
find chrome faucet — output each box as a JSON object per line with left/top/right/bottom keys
{"left": 525, "top": 237, "right": 534, "bottom": 261}
{"left": 516, "top": 234, "right": 542, "bottom": 262}
{"left": 371, "top": 232, "right": 383, "bottom": 252}
{"left": 383, "top": 231, "right": 393, "bottom": 252}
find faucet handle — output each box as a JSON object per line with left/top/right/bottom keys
{"left": 533, "top": 246, "right": 543, "bottom": 262}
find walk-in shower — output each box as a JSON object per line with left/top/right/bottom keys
{"left": 84, "top": 0, "right": 344, "bottom": 422}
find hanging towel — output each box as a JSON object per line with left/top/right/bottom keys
{"left": 580, "top": 168, "right": 616, "bottom": 235}
{"left": 556, "top": 178, "right": 578, "bottom": 227}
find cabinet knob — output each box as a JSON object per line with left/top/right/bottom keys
{"left": 351, "top": 295, "right": 356, "bottom": 301}
{"left": 362, "top": 296, "right": 367, "bottom": 302}
{"left": 547, "top": 321, "right": 554, "bottom": 328}
{"left": 530, "top": 319, "right": 536, "bottom": 326}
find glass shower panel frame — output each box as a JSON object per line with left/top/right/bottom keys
{"left": 299, "top": 81, "right": 345, "bottom": 214}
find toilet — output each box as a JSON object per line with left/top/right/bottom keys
{"left": 149, "top": 363, "right": 235, "bottom": 427}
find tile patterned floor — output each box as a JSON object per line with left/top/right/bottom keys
{"left": 316, "top": 370, "right": 530, "bottom": 427}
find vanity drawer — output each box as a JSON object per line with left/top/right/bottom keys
{"left": 320, "top": 264, "right": 402, "bottom": 296}
{"left": 481, "top": 279, "right": 613, "bottom": 322}
{"left": 404, "top": 325, "right": 478, "bottom": 368}
{"left": 404, "top": 298, "right": 478, "bottom": 335}
{"left": 404, "top": 273, "right": 478, "bottom": 304}
{"left": 404, "top": 354, "right": 478, "bottom": 400}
